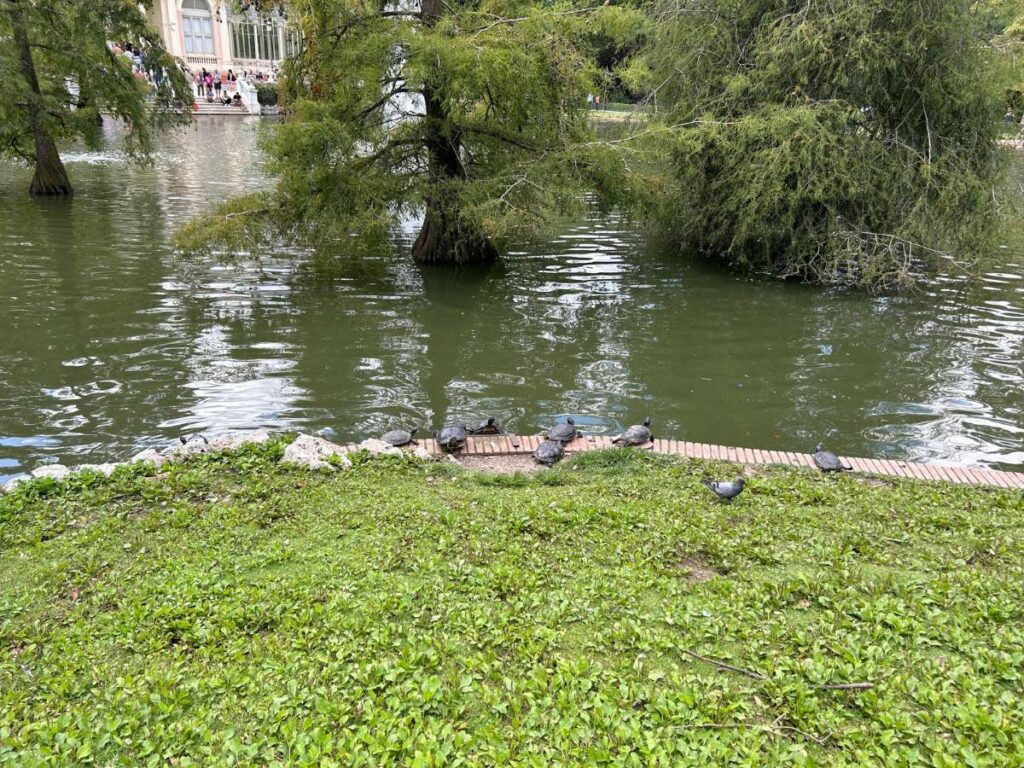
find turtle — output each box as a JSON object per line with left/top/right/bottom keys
{"left": 612, "top": 417, "right": 653, "bottom": 447}
{"left": 381, "top": 428, "right": 419, "bottom": 447}
{"left": 534, "top": 439, "right": 565, "bottom": 466}
{"left": 812, "top": 444, "right": 852, "bottom": 472}
{"left": 700, "top": 477, "right": 746, "bottom": 502}
{"left": 435, "top": 425, "right": 469, "bottom": 452}
{"left": 470, "top": 417, "right": 504, "bottom": 436}
{"left": 547, "top": 417, "right": 582, "bottom": 444}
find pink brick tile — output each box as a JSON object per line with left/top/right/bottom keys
{"left": 795, "top": 452, "right": 817, "bottom": 468}
{"left": 869, "top": 459, "right": 892, "bottom": 476}
{"left": 886, "top": 461, "right": 912, "bottom": 478}
{"left": 942, "top": 466, "right": 966, "bottom": 483}
{"left": 845, "top": 457, "right": 871, "bottom": 473}
{"left": 981, "top": 470, "right": 1011, "bottom": 489}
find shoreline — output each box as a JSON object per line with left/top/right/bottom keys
{"left": 4, "top": 430, "right": 1021, "bottom": 493}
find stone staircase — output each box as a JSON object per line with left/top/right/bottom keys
{"left": 192, "top": 100, "right": 252, "bottom": 117}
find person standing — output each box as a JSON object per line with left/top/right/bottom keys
{"left": 214, "top": 71, "right": 222, "bottom": 98}
{"left": 204, "top": 70, "right": 214, "bottom": 101}
{"left": 195, "top": 71, "right": 203, "bottom": 97}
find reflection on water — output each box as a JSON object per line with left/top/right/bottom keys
{"left": 0, "top": 118, "right": 1021, "bottom": 481}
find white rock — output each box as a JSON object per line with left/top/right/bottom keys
{"left": 76, "top": 463, "right": 121, "bottom": 477}
{"left": 32, "top": 465, "right": 71, "bottom": 482}
{"left": 281, "top": 434, "right": 352, "bottom": 470}
{"left": 208, "top": 429, "right": 273, "bottom": 452}
{"left": 167, "top": 437, "right": 211, "bottom": 458}
{"left": 130, "top": 448, "right": 167, "bottom": 467}
{"left": 2, "top": 476, "right": 27, "bottom": 493}
{"left": 412, "top": 446, "right": 434, "bottom": 461}
{"left": 444, "top": 455, "right": 461, "bottom": 464}
{"left": 357, "top": 438, "right": 404, "bottom": 457}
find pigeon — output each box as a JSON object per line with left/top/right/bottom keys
{"left": 812, "top": 444, "right": 852, "bottom": 472}
{"left": 700, "top": 477, "right": 746, "bottom": 502}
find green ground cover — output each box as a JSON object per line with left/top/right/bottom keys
{"left": 1, "top": 444, "right": 1022, "bottom": 766}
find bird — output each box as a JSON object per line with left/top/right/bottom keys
{"left": 700, "top": 477, "right": 746, "bottom": 502}
{"left": 812, "top": 444, "right": 852, "bottom": 472}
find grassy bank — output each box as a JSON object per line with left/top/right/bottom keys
{"left": 1, "top": 445, "right": 1022, "bottom": 766}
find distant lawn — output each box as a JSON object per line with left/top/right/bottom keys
{"left": 1, "top": 445, "right": 1022, "bottom": 766}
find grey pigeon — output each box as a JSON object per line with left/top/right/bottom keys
{"left": 700, "top": 477, "right": 746, "bottom": 502}
{"left": 812, "top": 444, "right": 852, "bottom": 472}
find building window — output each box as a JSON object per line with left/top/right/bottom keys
{"left": 284, "top": 28, "right": 302, "bottom": 58}
{"left": 181, "top": 0, "right": 214, "bottom": 55}
{"left": 229, "top": 8, "right": 298, "bottom": 63}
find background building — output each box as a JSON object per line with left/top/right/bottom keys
{"left": 146, "top": 0, "right": 300, "bottom": 74}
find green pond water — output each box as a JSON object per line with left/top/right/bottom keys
{"left": 1, "top": 118, "right": 1022, "bottom": 480}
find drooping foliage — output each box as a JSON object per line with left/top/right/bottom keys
{"left": 0, "top": 0, "right": 193, "bottom": 195}
{"left": 177, "top": 0, "right": 647, "bottom": 264}
{"left": 648, "top": 0, "right": 1006, "bottom": 287}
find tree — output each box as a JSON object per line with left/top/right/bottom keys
{"left": 0, "top": 0, "right": 193, "bottom": 195}
{"left": 177, "top": 0, "right": 645, "bottom": 265}
{"left": 646, "top": 0, "right": 1005, "bottom": 288}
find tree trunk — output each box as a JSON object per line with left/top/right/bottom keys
{"left": 11, "top": 6, "right": 73, "bottom": 196}
{"left": 412, "top": 194, "right": 500, "bottom": 265}
{"left": 411, "top": 0, "right": 496, "bottom": 265}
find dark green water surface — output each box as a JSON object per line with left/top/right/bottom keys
{"left": 1, "top": 118, "right": 1021, "bottom": 480}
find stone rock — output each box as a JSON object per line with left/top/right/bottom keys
{"left": 2, "top": 476, "right": 28, "bottom": 493}
{"left": 167, "top": 437, "right": 211, "bottom": 458}
{"left": 444, "top": 455, "right": 461, "bottom": 464}
{"left": 32, "top": 464, "right": 71, "bottom": 482}
{"left": 357, "top": 438, "right": 404, "bottom": 458}
{"left": 76, "top": 463, "right": 121, "bottom": 477}
{"left": 130, "top": 448, "right": 167, "bottom": 468}
{"left": 208, "top": 429, "right": 273, "bottom": 452}
{"left": 281, "top": 434, "right": 352, "bottom": 470}
{"left": 412, "top": 446, "right": 434, "bottom": 461}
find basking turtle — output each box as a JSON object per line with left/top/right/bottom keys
{"left": 381, "top": 428, "right": 419, "bottom": 447}
{"left": 547, "top": 417, "right": 582, "bottom": 444}
{"left": 534, "top": 440, "right": 565, "bottom": 466}
{"left": 612, "top": 417, "right": 653, "bottom": 447}
{"left": 435, "top": 425, "right": 469, "bottom": 452}
{"left": 701, "top": 477, "right": 746, "bottom": 502}
{"left": 813, "top": 444, "right": 852, "bottom": 472}
{"left": 470, "top": 417, "right": 504, "bottom": 436}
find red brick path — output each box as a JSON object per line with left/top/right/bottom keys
{"left": 355, "top": 435, "right": 1024, "bottom": 489}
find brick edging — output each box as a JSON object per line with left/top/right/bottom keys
{"left": 415, "top": 435, "right": 1024, "bottom": 489}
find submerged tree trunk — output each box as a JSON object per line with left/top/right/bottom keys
{"left": 11, "top": 7, "right": 73, "bottom": 196}
{"left": 411, "top": 0, "right": 496, "bottom": 265}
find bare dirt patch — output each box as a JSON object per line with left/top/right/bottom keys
{"left": 453, "top": 454, "right": 546, "bottom": 474}
{"left": 677, "top": 555, "right": 719, "bottom": 582}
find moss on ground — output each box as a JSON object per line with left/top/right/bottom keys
{"left": 1, "top": 444, "right": 1022, "bottom": 766}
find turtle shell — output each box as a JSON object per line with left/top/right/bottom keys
{"left": 813, "top": 446, "right": 843, "bottom": 471}
{"left": 382, "top": 429, "right": 416, "bottom": 447}
{"left": 534, "top": 440, "right": 565, "bottom": 466}
{"left": 436, "top": 425, "right": 469, "bottom": 452}
{"left": 616, "top": 418, "right": 652, "bottom": 446}
{"left": 547, "top": 417, "right": 579, "bottom": 443}
{"left": 472, "top": 417, "right": 503, "bottom": 435}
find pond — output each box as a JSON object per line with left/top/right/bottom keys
{"left": 1, "top": 117, "right": 1021, "bottom": 482}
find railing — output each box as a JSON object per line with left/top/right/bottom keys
{"left": 236, "top": 78, "right": 261, "bottom": 116}
{"left": 186, "top": 53, "right": 218, "bottom": 67}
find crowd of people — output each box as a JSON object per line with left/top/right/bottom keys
{"left": 192, "top": 68, "right": 276, "bottom": 107}
{"left": 112, "top": 42, "right": 165, "bottom": 87}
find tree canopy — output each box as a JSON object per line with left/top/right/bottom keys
{"left": 645, "top": 0, "right": 1006, "bottom": 287}
{"left": 177, "top": 0, "right": 647, "bottom": 264}
{"left": 0, "top": 0, "right": 192, "bottom": 195}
